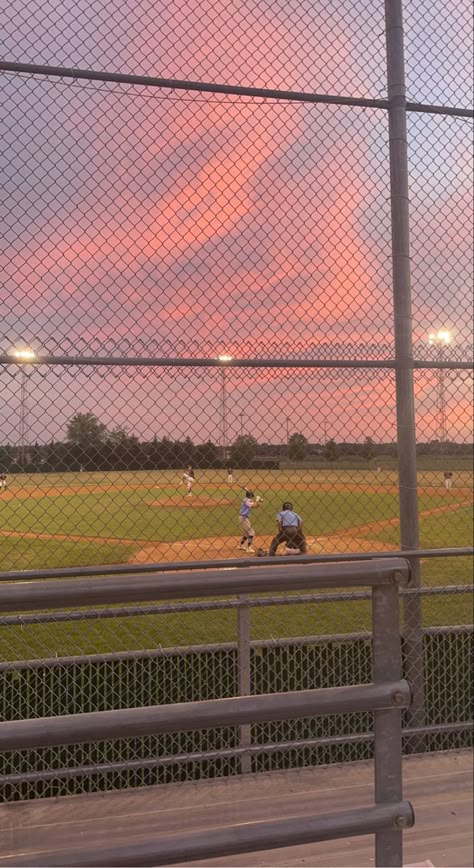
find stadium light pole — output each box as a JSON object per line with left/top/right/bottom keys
{"left": 12, "top": 348, "right": 36, "bottom": 467}
{"left": 428, "top": 330, "right": 451, "bottom": 453}
{"left": 217, "top": 354, "right": 233, "bottom": 463}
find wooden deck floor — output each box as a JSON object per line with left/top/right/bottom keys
{"left": 0, "top": 750, "right": 472, "bottom": 867}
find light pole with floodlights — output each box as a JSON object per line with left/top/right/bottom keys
{"left": 217, "top": 354, "right": 232, "bottom": 463}
{"left": 428, "top": 330, "right": 451, "bottom": 453}
{"left": 12, "top": 349, "right": 36, "bottom": 467}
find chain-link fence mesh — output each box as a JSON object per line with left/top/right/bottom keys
{"left": 2, "top": 84, "right": 393, "bottom": 359}
{"left": 1, "top": 582, "right": 472, "bottom": 801}
{"left": 404, "top": 0, "right": 473, "bottom": 109}
{"left": 0, "top": 365, "right": 471, "bottom": 569}
{"left": 0, "top": 0, "right": 472, "bottom": 804}
{"left": 3, "top": 0, "right": 387, "bottom": 97}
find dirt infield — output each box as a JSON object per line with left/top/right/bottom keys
{"left": 131, "top": 535, "right": 401, "bottom": 563}
{"left": 0, "top": 481, "right": 472, "bottom": 501}
{"left": 130, "top": 499, "right": 472, "bottom": 563}
{"left": 0, "top": 484, "right": 160, "bottom": 500}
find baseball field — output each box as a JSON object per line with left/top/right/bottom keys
{"left": 0, "top": 468, "right": 472, "bottom": 568}
{"left": 0, "top": 468, "right": 471, "bottom": 659}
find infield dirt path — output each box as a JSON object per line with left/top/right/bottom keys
{"left": 131, "top": 498, "right": 472, "bottom": 562}
{"left": 0, "top": 482, "right": 472, "bottom": 500}
{"left": 0, "top": 496, "right": 470, "bottom": 564}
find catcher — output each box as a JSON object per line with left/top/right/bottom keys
{"left": 268, "top": 501, "right": 308, "bottom": 556}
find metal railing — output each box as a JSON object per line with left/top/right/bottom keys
{"left": 1, "top": 550, "right": 472, "bottom": 792}
{"left": 0, "top": 558, "right": 413, "bottom": 867}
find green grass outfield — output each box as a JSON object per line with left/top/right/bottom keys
{"left": 0, "top": 468, "right": 472, "bottom": 567}
{"left": 0, "top": 469, "right": 471, "bottom": 660}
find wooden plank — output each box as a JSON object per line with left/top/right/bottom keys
{"left": 0, "top": 751, "right": 471, "bottom": 867}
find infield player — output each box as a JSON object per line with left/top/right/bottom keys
{"left": 269, "top": 501, "right": 308, "bottom": 556}
{"left": 238, "top": 490, "right": 261, "bottom": 553}
{"left": 227, "top": 466, "right": 234, "bottom": 483}
{"left": 0, "top": 473, "right": 7, "bottom": 491}
{"left": 443, "top": 470, "right": 453, "bottom": 491}
{"left": 182, "top": 465, "right": 195, "bottom": 497}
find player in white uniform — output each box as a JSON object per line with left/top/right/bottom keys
{"left": 443, "top": 470, "right": 453, "bottom": 491}
{"left": 227, "top": 466, "right": 234, "bottom": 483}
{"left": 238, "top": 490, "right": 261, "bottom": 552}
{"left": 0, "top": 473, "right": 7, "bottom": 491}
{"left": 182, "top": 465, "right": 195, "bottom": 497}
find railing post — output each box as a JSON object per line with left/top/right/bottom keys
{"left": 237, "top": 595, "right": 252, "bottom": 773}
{"left": 372, "top": 577, "right": 405, "bottom": 867}
{"left": 384, "top": 0, "right": 425, "bottom": 733}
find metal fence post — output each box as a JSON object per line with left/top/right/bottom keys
{"left": 372, "top": 578, "right": 405, "bottom": 867}
{"left": 384, "top": 0, "right": 425, "bottom": 731}
{"left": 237, "top": 595, "right": 252, "bottom": 773}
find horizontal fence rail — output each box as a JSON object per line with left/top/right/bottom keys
{"left": 0, "top": 558, "right": 412, "bottom": 866}
{"left": 1, "top": 609, "right": 471, "bottom": 664}
{"left": 0, "top": 723, "right": 467, "bottom": 788}
{"left": 0, "top": 558, "right": 410, "bottom": 612}
{"left": 0, "top": 681, "right": 411, "bottom": 752}
{"left": 0, "top": 582, "right": 471, "bottom": 630}
{"left": 1, "top": 59, "right": 472, "bottom": 117}
{"left": 1, "top": 802, "right": 415, "bottom": 868}
{"left": 1, "top": 354, "right": 473, "bottom": 368}
{"left": 0, "top": 547, "right": 470, "bottom": 583}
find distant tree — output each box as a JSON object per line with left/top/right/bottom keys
{"left": 66, "top": 413, "right": 107, "bottom": 448}
{"left": 107, "top": 426, "right": 131, "bottom": 448}
{"left": 105, "top": 426, "right": 141, "bottom": 469}
{"left": 362, "top": 436, "right": 375, "bottom": 463}
{"left": 43, "top": 440, "right": 71, "bottom": 471}
{"left": 0, "top": 445, "right": 13, "bottom": 471}
{"left": 324, "top": 439, "right": 339, "bottom": 465}
{"left": 29, "top": 441, "right": 44, "bottom": 470}
{"left": 230, "top": 435, "right": 258, "bottom": 467}
{"left": 194, "top": 441, "right": 220, "bottom": 468}
{"left": 288, "top": 433, "right": 308, "bottom": 462}
{"left": 159, "top": 437, "right": 175, "bottom": 467}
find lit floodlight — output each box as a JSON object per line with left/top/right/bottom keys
{"left": 428, "top": 330, "right": 451, "bottom": 347}
{"left": 12, "top": 348, "right": 36, "bottom": 360}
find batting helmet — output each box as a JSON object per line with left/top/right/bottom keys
{"left": 246, "top": 490, "right": 254, "bottom": 498}
{"left": 282, "top": 501, "right": 293, "bottom": 511}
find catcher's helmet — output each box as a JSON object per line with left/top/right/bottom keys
{"left": 282, "top": 501, "right": 293, "bottom": 511}
{"left": 246, "top": 490, "right": 254, "bottom": 498}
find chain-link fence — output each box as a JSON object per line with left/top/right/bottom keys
{"left": 0, "top": 0, "right": 472, "bottom": 802}
{"left": 1, "top": 565, "right": 472, "bottom": 801}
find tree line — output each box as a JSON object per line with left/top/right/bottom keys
{"left": 0, "top": 413, "right": 470, "bottom": 472}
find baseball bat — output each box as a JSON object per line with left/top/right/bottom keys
{"left": 239, "top": 484, "right": 263, "bottom": 501}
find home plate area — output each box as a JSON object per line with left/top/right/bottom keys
{"left": 130, "top": 533, "right": 398, "bottom": 563}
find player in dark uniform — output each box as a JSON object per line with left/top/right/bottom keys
{"left": 269, "top": 501, "right": 308, "bottom": 555}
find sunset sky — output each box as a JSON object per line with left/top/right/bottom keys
{"left": 1, "top": 0, "right": 472, "bottom": 445}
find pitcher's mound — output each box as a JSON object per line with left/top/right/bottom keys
{"left": 145, "top": 496, "right": 234, "bottom": 508}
